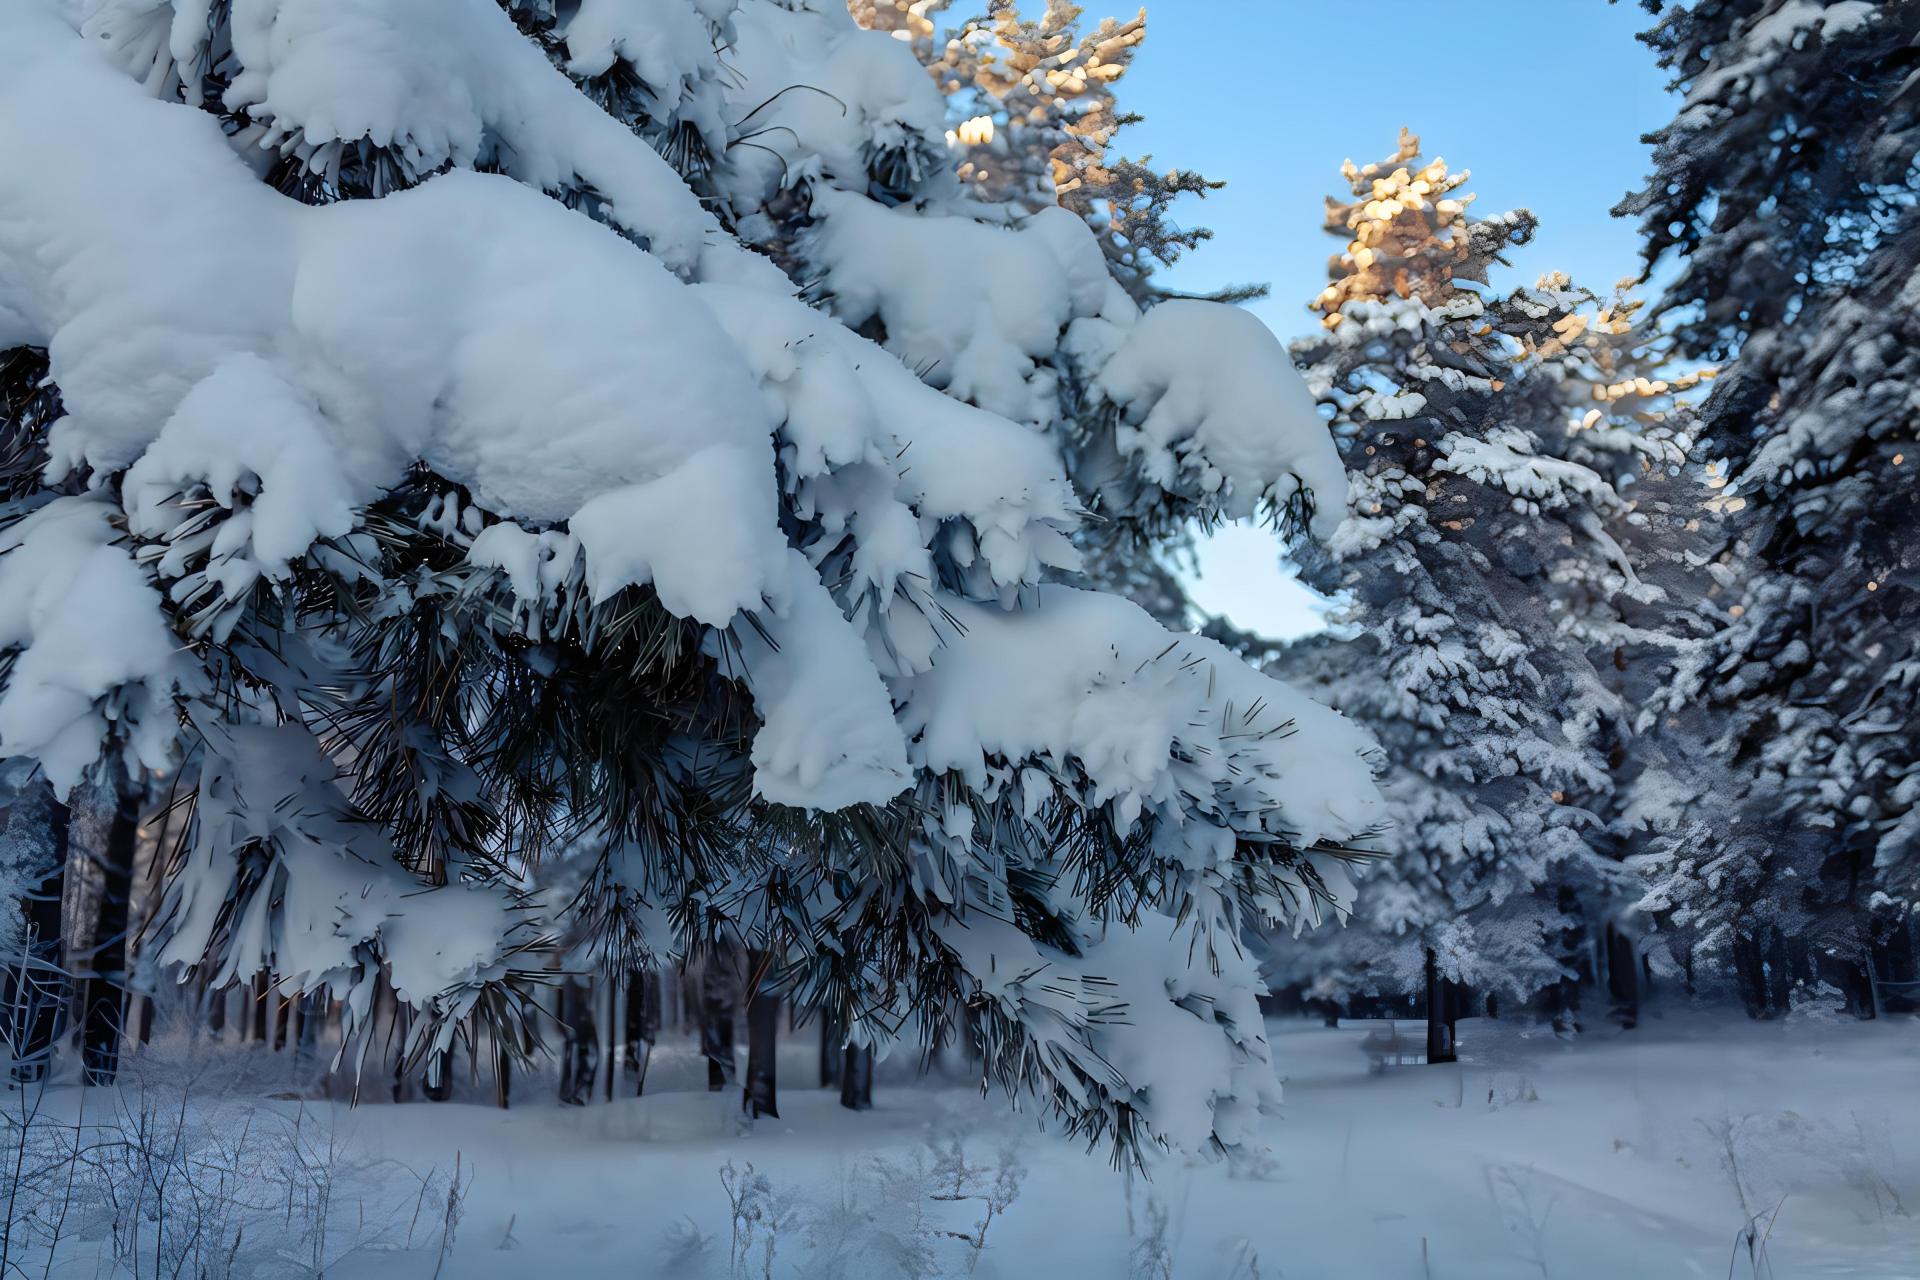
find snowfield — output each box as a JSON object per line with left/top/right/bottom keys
{"left": 14, "top": 1015, "right": 1918, "bottom": 1278}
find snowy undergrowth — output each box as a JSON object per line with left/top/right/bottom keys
{"left": 12, "top": 1017, "right": 1916, "bottom": 1279}
{"left": 1, "top": 1034, "right": 471, "bottom": 1278}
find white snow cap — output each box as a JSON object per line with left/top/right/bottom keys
{"left": 1096, "top": 301, "right": 1349, "bottom": 536}
{"left": 0, "top": 497, "right": 187, "bottom": 795}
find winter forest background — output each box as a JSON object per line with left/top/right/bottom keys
{"left": 1, "top": 0, "right": 1917, "bottom": 1276}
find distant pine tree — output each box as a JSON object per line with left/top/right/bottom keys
{"left": 1271, "top": 132, "right": 1709, "bottom": 1039}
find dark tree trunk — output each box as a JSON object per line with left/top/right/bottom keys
{"left": 819, "top": 1009, "right": 844, "bottom": 1089}
{"left": 357, "top": 975, "right": 396, "bottom": 1105}
{"left": 1766, "top": 928, "right": 1794, "bottom": 1017}
{"left": 391, "top": 997, "right": 414, "bottom": 1103}
{"left": 423, "top": 1046, "right": 454, "bottom": 1102}
{"left": 81, "top": 786, "right": 138, "bottom": 1085}
{"left": 1423, "top": 948, "right": 1456, "bottom": 1065}
{"left": 1733, "top": 930, "right": 1768, "bottom": 1019}
{"left": 296, "top": 991, "right": 321, "bottom": 1061}
{"left": 558, "top": 977, "right": 597, "bottom": 1106}
{"left": 495, "top": 1038, "right": 512, "bottom": 1110}
{"left": 1826, "top": 949, "right": 1877, "bottom": 1020}
{"left": 624, "top": 969, "right": 660, "bottom": 1095}
{"left": 204, "top": 976, "right": 226, "bottom": 1036}
{"left": 743, "top": 952, "right": 780, "bottom": 1119}
{"left": 1872, "top": 911, "right": 1918, "bottom": 1014}
{"left": 840, "top": 1041, "right": 873, "bottom": 1111}
{"left": 272, "top": 988, "right": 292, "bottom": 1051}
{"left": 4, "top": 772, "right": 70, "bottom": 1085}
{"left": 251, "top": 971, "right": 271, "bottom": 1044}
{"left": 701, "top": 958, "right": 738, "bottom": 1093}
{"left": 1605, "top": 922, "right": 1639, "bottom": 1030}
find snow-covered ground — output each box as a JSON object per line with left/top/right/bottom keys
{"left": 13, "top": 1015, "right": 1920, "bottom": 1278}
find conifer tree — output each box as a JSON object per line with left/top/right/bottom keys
{"left": 0, "top": 0, "right": 1380, "bottom": 1158}
{"left": 1271, "top": 132, "right": 1706, "bottom": 1036}
{"left": 1616, "top": 0, "right": 1920, "bottom": 1016}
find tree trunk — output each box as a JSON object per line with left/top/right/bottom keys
{"left": 624, "top": 969, "right": 659, "bottom": 1095}
{"left": 423, "top": 1046, "right": 454, "bottom": 1101}
{"left": 1766, "top": 927, "right": 1793, "bottom": 1018}
{"left": 1828, "top": 949, "right": 1877, "bottom": 1019}
{"left": 743, "top": 951, "right": 780, "bottom": 1119}
{"left": 3, "top": 768, "right": 70, "bottom": 1085}
{"left": 205, "top": 976, "right": 226, "bottom": 1037}
{"left": 819, "top": 1009, "right": 844, "bottom": 1089}
{"left": 391, "top": 996, "right": 414, "bottom": 1102}
{"left": 701, "top": 957, "right": 738, "bottom": 1093}
{"left": 1872, "top": 910, "right": 1918, "bottom": 1014}
{"left": 1732, "top": 930, "right": 1768, "bottom": 1019}
{"left": 1605, "top": 922, "right": 1639, "bottom": 1030}
{"left": 558, "top": 976, "right": 597, "bottom": 1106}
{"left": 605, "top": 975, "right": 625, "bottom": 1102}
{"left": 840, "top": 1041, "right": 873, "bottom": 1111}
{"left": 250, "top": 971, "right": 271, "bottom": 1044}
{"left": 495, "top": 1038, "right": 512, "bottom": 1110}
{"left": 80, "top": 784, "right": 138, "bottom": 1085}
{"left": 1423, "top": 948, "right": 1456, "bottom": 1065}
{"left": 296, "top": 991, "right": 321, "bottom": 1061}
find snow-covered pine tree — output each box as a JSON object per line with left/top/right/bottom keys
{"left": 1268, "top": 132, "right": 1706, "bottom": 1039}
{"left": 0, "top": 0, "right": 1381, "bottom": 1157}
{"left": 1616, "top": 0, "right": 1920, "bottom": 1017}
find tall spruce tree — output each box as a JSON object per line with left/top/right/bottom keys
{"left": 1616, "top": 0, "right": 1920, "bottom": 1016}
{"left": 1269, "top": 132, "right": 1708, "bottom": 1037}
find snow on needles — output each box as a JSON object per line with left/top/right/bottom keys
{"left": 0, "top": 497, "right": 187, "bottom": 794}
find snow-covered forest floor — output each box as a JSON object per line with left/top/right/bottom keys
{"left": 11, "top": 1014, "right": 1918, "bottom": 1279}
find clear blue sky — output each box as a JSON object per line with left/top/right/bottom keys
{"left": 1115, "top": 1, "right": 1678, "bottom": 638}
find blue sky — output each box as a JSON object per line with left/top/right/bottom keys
{"left": 1113, "top": 0, "right": 1678, "bottom": 638}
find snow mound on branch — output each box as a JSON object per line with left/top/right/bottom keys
{"left": 87, "top": 0, "right": 762, "bottom": 282}
{"left": 561, "top": 0, "right": 730, "bottom": 115}
{"left": 936, "top": 908, "right": 1281, "bottom": 1152}
{"left": 801, "top": 192, "right": 1344, "bottom": 532}
{"left": 123, "top": 354, "right": 359, "bottom": 599}
{"left": 0, "top": 497, "right": 187, "bottom": 796}
{"left": 804, "top": 190, "right": 1121, "bottom": 426}
{"left": 695, "top": 282, "right": 1084, "bottom": 597}
{"left": 0, "top": 0, "right": 1372, "bottom": 843}
{"left": 721, "top": 549, "right": 912, "bottom": 810}
{"left": 152, "top": 722, "right": 535, "bottom": 1043}
{"left": 901, "top": 587, "right": 1382, "bottom": 852}
{"left": 1434, "top": 427, "right": 1621, "bottom": 513}
{"left": 0, "top": 7, "right": 879, "bottom": 801}
{"left": 719, "top": 0, "right": 950, "bottom": 209}
{"left": 1095, "top": 301, "right": 1349, "bottom": 536}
